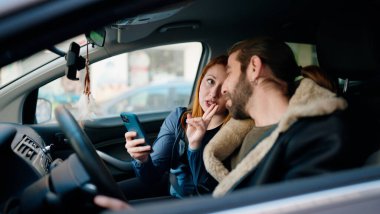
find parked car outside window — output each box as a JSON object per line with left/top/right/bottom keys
{"left": 36, "top": 42, "right": 201, "bottom": 123}
{"left": 97, "top": 81, "right": 193, "bottom": 116}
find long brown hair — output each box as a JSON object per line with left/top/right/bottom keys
{"left": 301, "top": 65, "right": 338, "bottom": 93}
{"left": 180, "top": 55, "right": 230, "bottom": 129}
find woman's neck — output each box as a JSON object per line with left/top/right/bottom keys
{"left": 207, "top": 114, "right": 225, "bottom": 130}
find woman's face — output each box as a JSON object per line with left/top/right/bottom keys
{"left": 198, "top": 64, "right": 228, "bottom": 115}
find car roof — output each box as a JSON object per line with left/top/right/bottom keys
{"left": 1, "top": 0, "right": 376, "bottom": 69}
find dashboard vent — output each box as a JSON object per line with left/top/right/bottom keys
{"left": 15, "top": 135, "right": 39, "bottom": 161}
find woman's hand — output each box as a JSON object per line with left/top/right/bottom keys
{"left": 186, "top": 104, "right": 218, "bottom": 150}
{"left": 125, "top": 131, "right": 151, "bottom": 163}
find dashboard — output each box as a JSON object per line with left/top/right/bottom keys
{"left": 0, "top": 123, "right": 52, "bottom": 202}
{"left": 12, "top": 134, "right": 51, "bottom": 176}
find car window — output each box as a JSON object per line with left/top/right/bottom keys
{"left": 0, "top": 35, "right": 87, "bottom": 89}
{"left": 37, "top": 42, "right": 202, "bottom": 123}
{"left": 108, "top": 86, "right": 170, "bottom": 114}
{"left": 287, "top": 43, "right": 318, "bottom": 66}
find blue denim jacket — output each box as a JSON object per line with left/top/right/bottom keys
{"left": 132, "top": 107, "right": 218, "bottom": 197}
{"left": 132, "top": 107, "right": 195, "bottom": 197}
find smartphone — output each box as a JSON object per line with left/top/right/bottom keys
{"left": 120, "top": 112, "right": 150, "bottom": 146}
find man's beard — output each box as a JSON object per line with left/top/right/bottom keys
{"left": 225, "top": 77, "right": 252, "bottom": 120}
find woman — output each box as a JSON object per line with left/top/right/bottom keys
{"left": 300, "top": 65, "right": 338, "bottom": 93}
{"left": 123, "top": 55, "right": 230, "bottom": 198}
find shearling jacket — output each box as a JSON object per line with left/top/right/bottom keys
{"left": 204, "top": 78, "right": 351, "bottom": 197}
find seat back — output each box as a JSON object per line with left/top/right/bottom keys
{"left": 316, "top": 6, "right": 380, "bottom": 166}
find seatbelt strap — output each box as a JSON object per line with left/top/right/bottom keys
{"left": 169, "top": 172, "right": 185, "bottom": 197}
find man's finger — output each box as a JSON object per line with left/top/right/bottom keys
{"left": 94, "top": 195, "right": 132, "bottom": 211}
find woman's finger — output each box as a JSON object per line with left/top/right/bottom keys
{"left": 127, "top": 145, "right": 151, "bottom": 154}
{"left": 125, "top": 131, "right": 137, "bottom": 141}
{"left": 202, "top": 104, "right": 216, "bottom": 120}
{"left": 204, "top": 105, "right": 219, "bottom": 121}
{"left": 130, "top": 152, "right": 150, "bottom": 160}
{"left": 186, "top": 116, "right": 203, "bottom": 124}
{"left": 187, "top": 118, "right": 206, "bottom": 130}
{"left": 125, "top": 138, "right": 147, "bottom": 149}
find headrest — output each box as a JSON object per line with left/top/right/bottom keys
{"left": 316, "top": 11, "right": 380, "bottom": 80}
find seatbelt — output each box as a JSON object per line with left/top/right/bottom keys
{"left": 169, "top": 109, "right": 188, "bottom": 197}
{"left": 169, "top": 172, "right": 185, "bottom": 197}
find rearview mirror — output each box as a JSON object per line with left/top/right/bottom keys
{"left": 85, "top": 28, "right": 106, "bottom": 47}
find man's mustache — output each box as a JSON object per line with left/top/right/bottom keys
{"left": 223, "top": 93, "right": 232, "bottom": 100}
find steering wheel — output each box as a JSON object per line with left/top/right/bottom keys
{"left": 54, "top": 105, "right": 126, "bottom": 201}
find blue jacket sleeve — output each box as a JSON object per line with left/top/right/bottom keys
{"left": 187, "top": 148, "right": 202, "bottom": 186}
{"left": 132, "top": 107, "right": 186, "bottom": 183}
{"left": 186, "top": 127, "right": 220, "bottom": 194}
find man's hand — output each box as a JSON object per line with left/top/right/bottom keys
{"left": 94, "top": 195, "right": 133, "bottom": 211}
{"left": 186, "top": 104, "right": 218, "bottom": 150}
{"left": 125, "top": 131, "right": 151, "bottom": 163}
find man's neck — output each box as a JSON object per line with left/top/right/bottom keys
{"left": 249, "top": 88, "right": 289, "bottom": 127}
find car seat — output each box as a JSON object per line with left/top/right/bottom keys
{"left": 316, "top": 6, "right": 380, "bottom": 166}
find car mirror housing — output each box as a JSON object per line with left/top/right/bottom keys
{"left": 65, "top": 42, "right": 85, "bottom": 81}
{"left": 85, "top": 28, "right": 106, "bottom": 47}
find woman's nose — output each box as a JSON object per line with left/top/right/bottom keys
{"left": 210, "top": 85, "right": 221, "bottom": 98}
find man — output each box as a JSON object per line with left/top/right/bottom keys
{"left": 203, "top": 37, "right": 352, "bottom": 197}
{"left": 94, "top": 37, "right": 353, "bottom": 209}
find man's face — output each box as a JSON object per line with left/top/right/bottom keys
{"left": 222, "top": 51, "right": 252, "bottom": 119}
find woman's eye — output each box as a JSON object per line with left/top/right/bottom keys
{"left": 207, "top": 79, "right": 215, "bottom": 85}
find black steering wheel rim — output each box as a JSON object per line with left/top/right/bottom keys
{"left": 55, "top": 105, "right": 126, "bottom": 201}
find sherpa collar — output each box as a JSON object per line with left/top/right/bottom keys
{"left": 203, "top": 78, "right": 348, "bottom": 197}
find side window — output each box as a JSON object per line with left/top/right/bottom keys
{"left": 37, "top": 42, "right": 202, "bottom": 123}
{"left": 107, "top": 87, "right": 169, "bottom": 115}
{"left": 287, "top": 43, "right": 318, "bottom": 66}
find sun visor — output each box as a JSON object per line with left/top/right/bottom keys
{"left": 114, "top": 4, "right": 189, "bottom": 43}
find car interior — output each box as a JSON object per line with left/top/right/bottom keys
{"left": 1, "top": 0, "right": 380, "bottom": 213}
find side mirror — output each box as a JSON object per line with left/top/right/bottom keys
{"left": 85, "top": 28, "right": 106, "bottom": 47}
{"left": 36, "top": 98, "right": 52, "bottom": 123}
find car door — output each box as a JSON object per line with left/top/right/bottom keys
{"left": 31, "top": 42, "right": 202, "bottom": 181}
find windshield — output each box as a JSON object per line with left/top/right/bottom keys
{"left": 0, "top": 35, "right": 87, "bottom": 88}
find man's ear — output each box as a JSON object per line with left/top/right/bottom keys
{"left": 248, "top": 55, "right": 263, "bottom": 81}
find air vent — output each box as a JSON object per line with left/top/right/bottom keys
{"left": 15, "top": 135, "right": 39, "bottom": 161}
